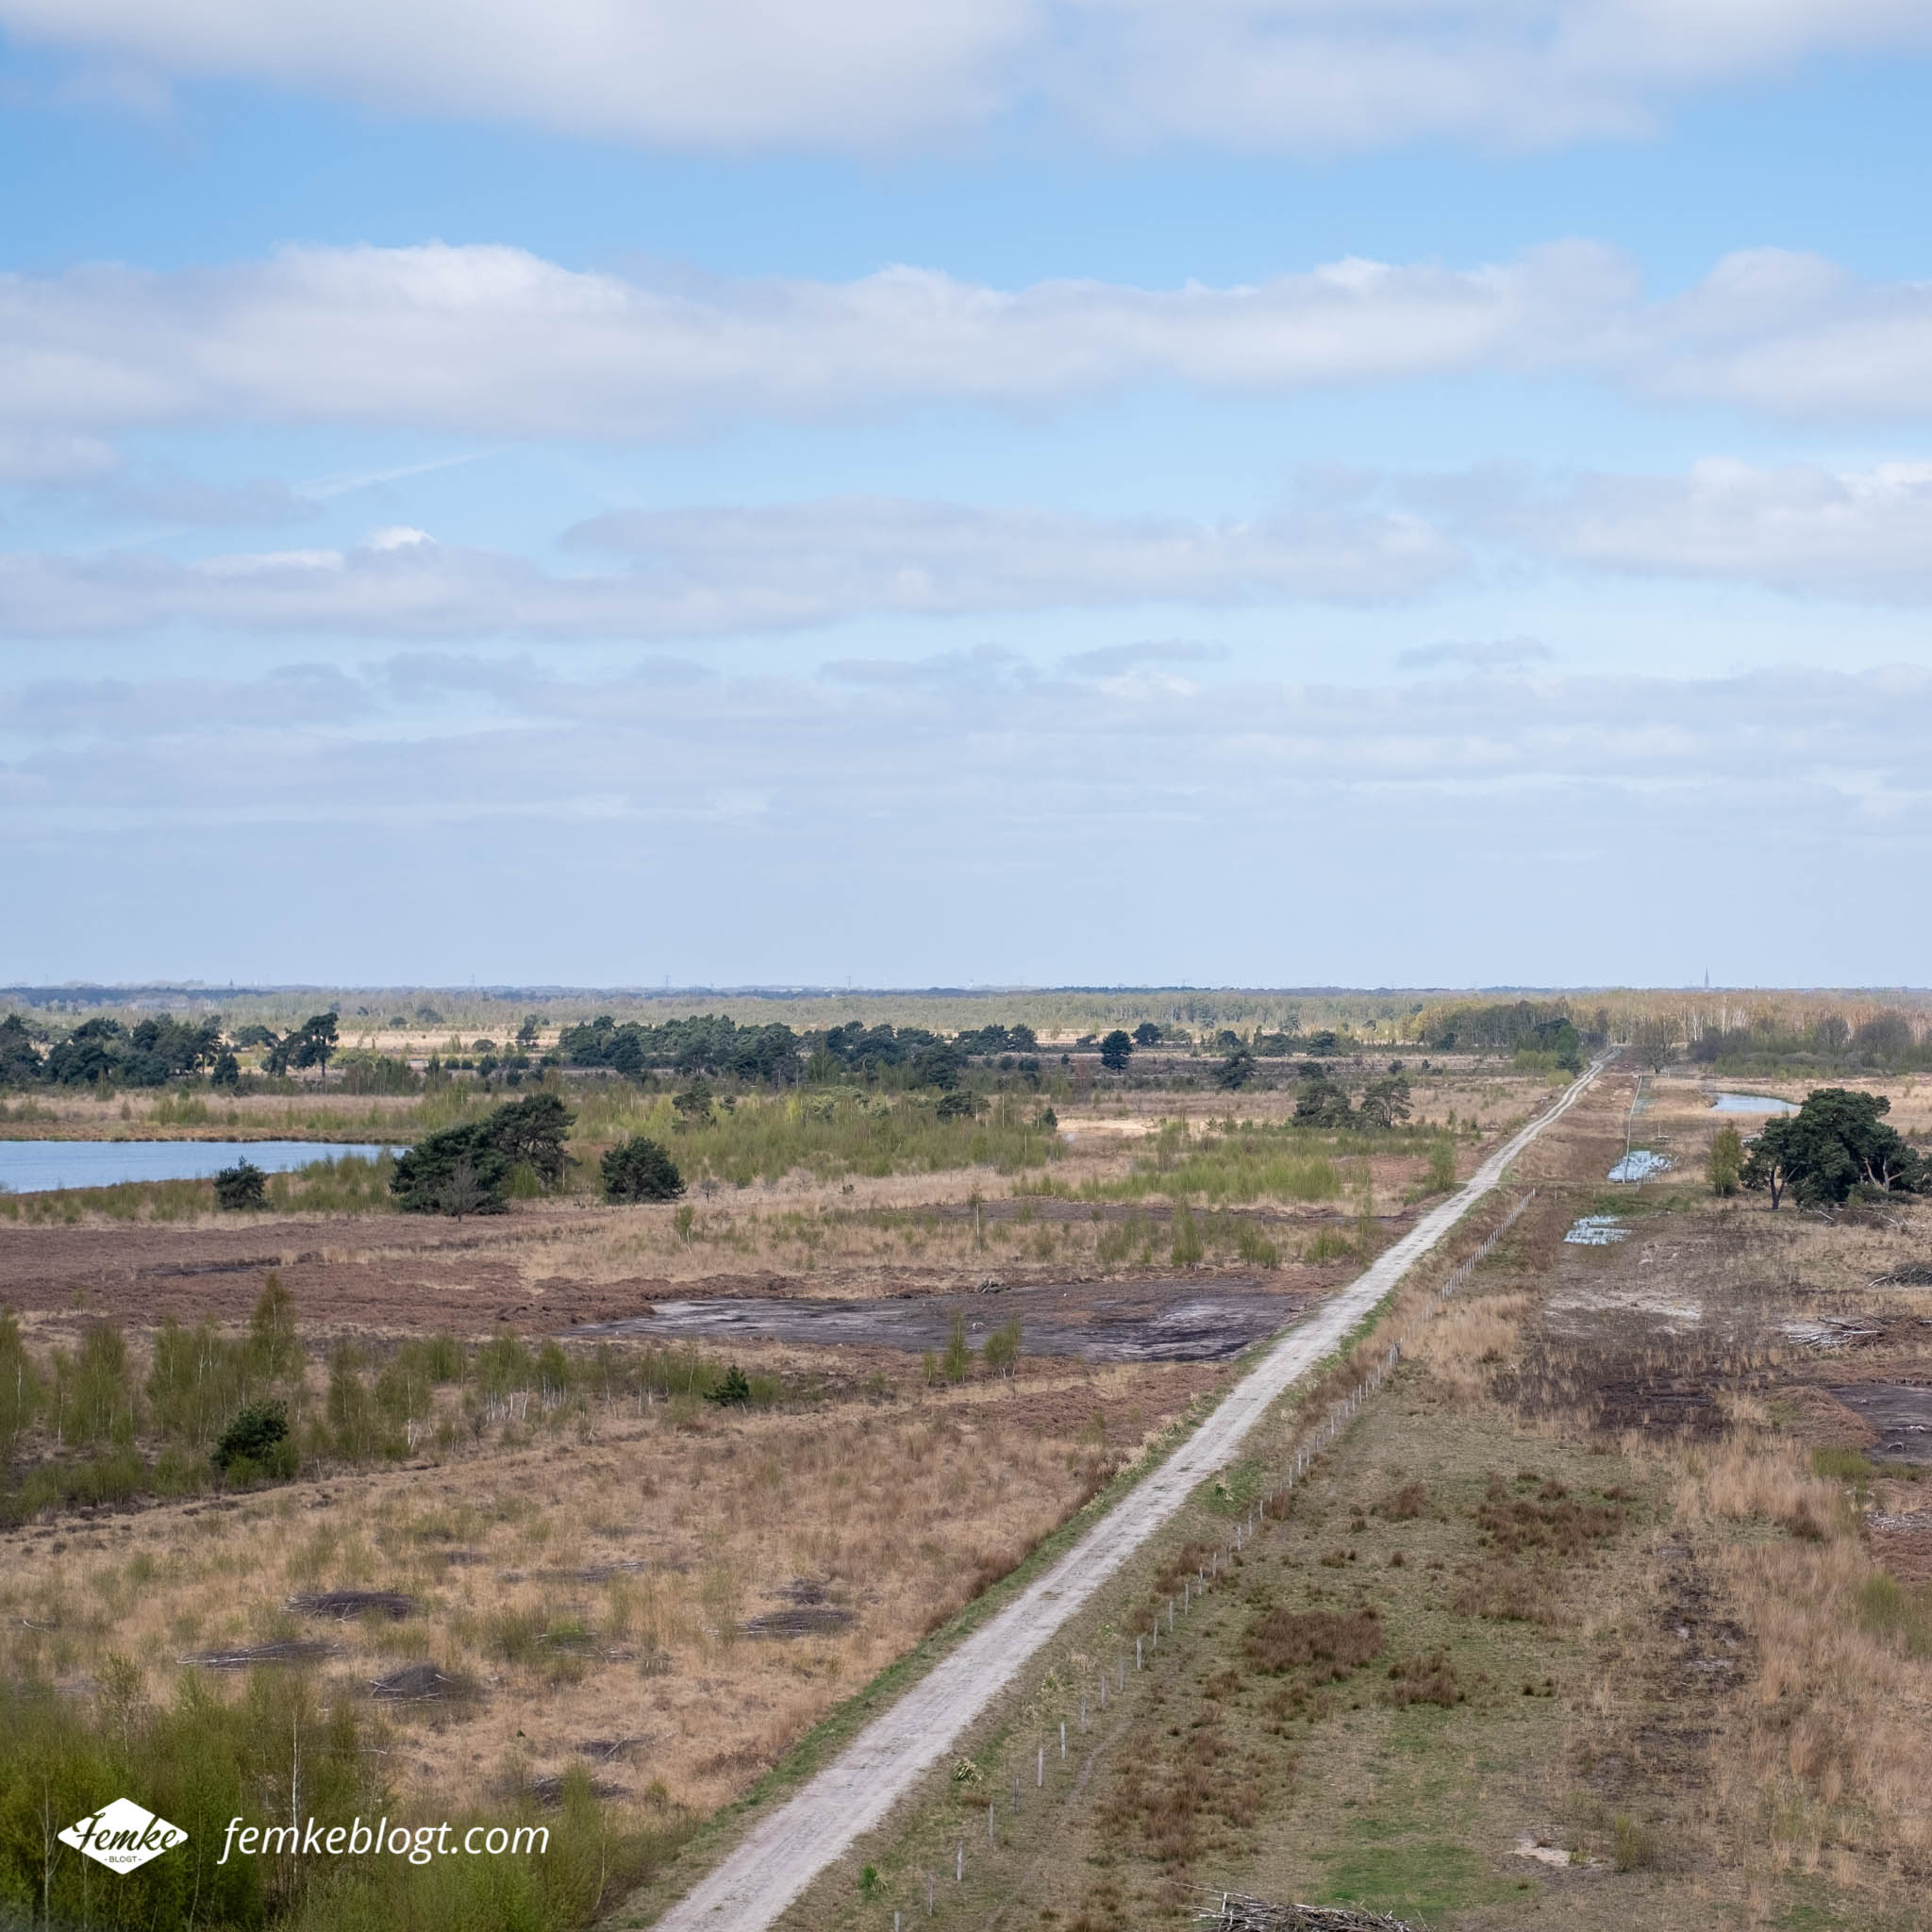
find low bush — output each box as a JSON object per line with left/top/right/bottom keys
{"left": 213, "top": 1399, "right": 296, "bottom": 1481}
{"left": 213, "top": 1159, "right": 267, "bottom": 1210}
{"left": 981, "top": 1317, "right": 1023, "bottom": 1375}
{"left": 602, "top": 1136, "right": 684, "bottom": 1204}
{"left": 1243, "top": 1605, "right": 1384, "bottom": 1677}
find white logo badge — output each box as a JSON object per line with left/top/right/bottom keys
{"left": 58, "top": 1798, "right": 189, "bottom": 1873}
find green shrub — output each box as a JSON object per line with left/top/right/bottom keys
{"left": 982, "top": 1318, "right": 1022, "bottom": 1375}
{"left": 1169, "top": 1200, "right": 1204, "bottom": 1267}
{"left": 213, "top": 1400, "right": 295, "bottom": 1481}
{"left": 1235, "top": 1224, "right": 1281, "bottom": 1268}
{"left": 0, "top": 1308, "right": 44, "bottom": 1457}
{"left": 6, "top": 1445, "right": 149, "bottom": 1519}
{"left": 602, "top": 1136, "right": 684, "bottom": 1204}
{"left": 212, "top": 1159, "right": 267, "bottom": 1210}
{"left": 1707, "top": 1123, "right": 1743, "bottom": 1196}
{"left": 389, "top": 1124, "right": 508, "bottom": 1217}
{"left": 1424, "top": 1140, "right": 1457, "bottom": 1193}
{"left": 942, "top": 1310, "right": 971, "bottom": 1384}
{"left": 1812, "top": 1445, "right": 1874, "bottom": 1482}
{"left": 707, "top": 1365, "right": 752, "bottom": 1406}
{"left": 571, "top": 1085, "right": 1058, "bottom": 1187}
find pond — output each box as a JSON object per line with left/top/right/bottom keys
{"left": 1709, "top": 1092, "right": 1799, "bottom": 1114}
{"left": 0, "top": 1140, "right": 398, "bottom": 1195}
{"left": 1607, "top": 1150, "right": 1673, "bottom": 1182}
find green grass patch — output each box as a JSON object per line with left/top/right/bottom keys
{"left": 1318, "top": 1839, "right": 1520, "bottom": 1921}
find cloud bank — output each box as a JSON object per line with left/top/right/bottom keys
{"left": 0, "top": 498, "right": 1460, "bottom": 639}
{"left": 17, "top": 458, "right": 1932, "bottom": 641}
{"left": 7, "top": 654, "right": 1927, "bottom": 982}
{"left": 8, "top": 243, "right": 1932, "bottom": 466}
{"left": 5, "top": 0, "right": 1928, "bottom": 153}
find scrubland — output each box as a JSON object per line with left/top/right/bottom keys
{"left": 25, "top": 1047, "right": 1926, "bottom": 1930}
{"left": 734, "top": 1070, "right": 1932, "bottom": 1932}
{"left": 0, "top": 1055, "right": 1559, "bottom": 1932}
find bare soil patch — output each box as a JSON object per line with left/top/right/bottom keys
{"left": 579, "top": 1276, "right": 1315, "bottom": 1364}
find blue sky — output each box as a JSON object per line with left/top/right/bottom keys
{"left": 4, "top": 2, "right": 1932, "bottom": 989}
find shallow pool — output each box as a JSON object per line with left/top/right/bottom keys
{"left": 1564, "top": 1215, "right": 1628, "bottom": 1245}
{"left": 1607, "top": 1150, "right": 1674, "bottom": 1182}
{"left": 1709, "top": 1091, "right": 1799, "bottom": 1114}
{"left": 0, "top": 1140, "right": 397, "bottom": 1194}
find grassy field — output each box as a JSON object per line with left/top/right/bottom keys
{"left": 718, "top": 1072, "right": 1932, "bottom": 1932}
{"left": 17, "top": 1046, "right": 1927, "bottom": 1932}
{"left": 0, "top": 1300, "right": 1224, "bottom": 1932}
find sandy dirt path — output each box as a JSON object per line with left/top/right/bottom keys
{"left": 649, "top": 1062, "right": 1605, "bottom": 1932}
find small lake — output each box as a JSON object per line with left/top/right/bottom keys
{"left": 1709, "top": 1092, "right": 1800, "bottom": 1114}
{"left": 0, "top": 1141, "right": 398, "bottom": 1195}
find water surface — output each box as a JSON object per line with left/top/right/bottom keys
{"left": 1709, "top": 1092, "right": 1799, "bottom": 1114}
{"left": 0, "top": 1140, "right": 396, "bottom": 1194}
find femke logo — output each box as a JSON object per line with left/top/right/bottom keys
{"left": 58, "top": 1799, "right": 188, "bottom": 1873}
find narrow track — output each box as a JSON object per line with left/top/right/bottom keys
{"left": 651, "top": 1061, "right": 1605, "bottom": 1930}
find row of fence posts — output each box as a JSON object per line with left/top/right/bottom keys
{"left": 896, "top": 1190, "right": 1537, "bottom": 1923}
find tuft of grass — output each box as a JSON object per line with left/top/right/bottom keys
{"left": 1235, "top": 1223, "right": 1282, "bottom": 1268}
{"left": 1612, "top": 1812, "right": 1661, "bottom": 1871}
{"left": 1302, "top": 1226, "right": 1355, "bottom": 1263}
{"left": 1170, "top": 1199, "right": 1205, "bottom": 1267}
{"left": 1855, "top": 1573, "right": 1932, "bottom": 1657}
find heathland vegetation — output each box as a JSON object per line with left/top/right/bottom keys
{"left": 730, "top": 1065, "right": 1932, "bottom": 1932}
{"left": 6, "top": 991, "right": 1932, "bottom": 1932}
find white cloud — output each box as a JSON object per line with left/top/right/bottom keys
{"left": 8, "top": 654, "right": 1929, "bottom": 982}
{"left": 1465, "top": 458, "right": 1932, "bottom": 598}
{"left": 1396, "top": 637, "right": 1553, "bottom": 672}
{"left": 2, "top": 1, "right": 1926, "bottom": 153}
{"left": 0, "top": 242, "right": 1616, "bottom": 442}
{"left": 0, "top": 497, "right": 1462, "bottom": 638}
{"left": 17, "top": 456, "right": 1932, "bottom": 643}
{"left": 1059, "top": 640, "right": 1229, "bottom": 676}
{"left": 0, "top": 427, "right": 117, "bottom": 483}
{"left": 8, "top": 241, "right": 1932, "bottom": 458}
{"left": 1630, "top": 250, "right": 1932, "bottom": 416}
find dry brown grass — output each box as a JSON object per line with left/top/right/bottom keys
{"left": 1409, "top": 1292, "right": 1533, "bottom": 1402}
{"left": 0, "top": 1362, "right": 1210, "bottom": 1824}
{"left": 1673, "top": 1435, "right": 1932, "bottom": 1874}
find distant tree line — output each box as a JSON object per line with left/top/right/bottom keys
{"left": 0, "top": 1008, "right": 360, "bottom": 1091}
{"left": 1422, "top": 999, "right": 1598, "bottom": 1066}
{"left": 558, "top": 1012, "right": 806, "bottom": 1083}
{"left": 0, "top": 1013, "right": 237, "bottom": 1089}
{"left": 1687, "top": 1008, "right": 1929, "bottom": 1071}
{"left": 556, "top": 1014, "right": 1049, "bottom": 1090}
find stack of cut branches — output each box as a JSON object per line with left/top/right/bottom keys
{"left": 1191, "top": 1892, "right": 1421, "bottom": 1932}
